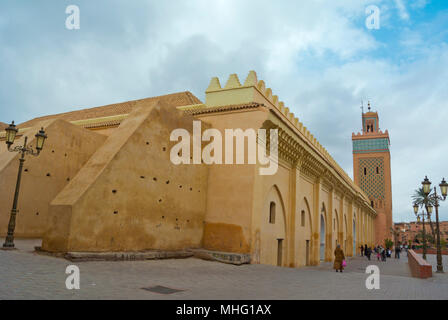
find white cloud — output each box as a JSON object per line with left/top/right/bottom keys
{"left": 394, "top": 0, "right": 410, "bottom": 20}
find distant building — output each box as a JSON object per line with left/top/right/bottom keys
{"left": 394, "top": 221, "right": 448, "bottom": 245}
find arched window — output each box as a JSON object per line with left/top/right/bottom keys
{"left": 269, "top": 202, "right": 276, "bottom": 224}
{"left": 301, "top": 210, "right": 305, "bottom": 227}
{"left": 364, "top": 168, "right": 367, "bottom": 175}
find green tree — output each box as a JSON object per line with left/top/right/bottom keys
{"left": 384, "top": 238, "right": 394, "bottom": 249}
{"left": 414, "top": 231, "right": 434, "bottom": 246}
{"left": 412, "top": 187, "right": 436, "bottom": 240}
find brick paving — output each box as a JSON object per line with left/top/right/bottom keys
{"left": 0, "top": 239, "right": 447, "bottom": 300}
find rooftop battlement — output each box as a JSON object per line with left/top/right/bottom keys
{"left": 202, "top": 71, "right": 368, "bottom": 200}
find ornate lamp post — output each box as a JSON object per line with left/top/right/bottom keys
{"left": 414, "top": 203, "right": 429, "bottom": 260}
{"left": 421, "top": 176, "right": 447, "bottom": 273}
{"left": 2, "top": 121, "right": 47, "bottom": 249}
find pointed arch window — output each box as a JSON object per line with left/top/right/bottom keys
{"left": 301, "top": 210, "right": 305, "bottom": 227}
{"left": 269, "top": 202, "right": 276, "bottom": 224}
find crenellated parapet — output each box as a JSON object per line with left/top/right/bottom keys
{"left": 204, "top": 71, "right": 334, "bottom": 160}
{"left": 208, "top": 72, "right": 370, "bottom": 199}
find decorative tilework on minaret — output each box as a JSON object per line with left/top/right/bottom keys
{"left": 352, "top": 105, "right": 392, "bottom": 245}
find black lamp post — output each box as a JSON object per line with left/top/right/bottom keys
{"left": 2, "top": 122, "right": 47, "bottom": 249}
{"left": 414, "top": 202, "right": 429, "bottom": 260}
{"left": 421, "top": 176, "right": 447, "bottom": 273}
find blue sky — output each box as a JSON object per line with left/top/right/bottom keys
{"left": 1, "top": 0, "right": 448, "bottom": 222}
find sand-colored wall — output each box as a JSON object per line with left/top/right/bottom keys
{"left": 42, "top": 100, "right": 208, "bottom": 252}
{"left": 196, "top": 108, "right": 269, "bottom": 254}
{"left": 0, "top": 119, "right": 106, "bottom": 238}
{"left": 193, "top": 104, "right": 374, "bottom": 267}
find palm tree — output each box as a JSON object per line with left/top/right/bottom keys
{"left": 412, "top": 187, "right": 436, "bottom": 244}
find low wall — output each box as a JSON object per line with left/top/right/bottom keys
{"left": 413, "top": 248, "right": 448, "bottom": 255}
{"left": 408, "top": 250, "right": 432, "bottom": 279}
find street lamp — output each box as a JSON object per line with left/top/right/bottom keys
{"left": 421, "top": 176, "right": 447, "bottom": 273}
{"left": 414, "top": 205, "right": 429, "bottom": 260}
{"left": 2, "top": 122, "right": 47, "bottom": 249}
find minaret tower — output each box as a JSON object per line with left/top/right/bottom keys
{"left": 352, "top": 102, "right": 392, "bottom": 245}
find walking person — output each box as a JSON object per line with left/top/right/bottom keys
{"left": 365, "top": 246, "right": 371, "bottom": 261}
{"left": 360, "top": 245, "right": 364, "bottom": 257}
{"left": 381, "top": 247, "right": 386, "bottom": 262}
{"left": 364, "top": 244, "right": 368, "bottom": 257}
{"left": 395, "top": 245, "right": 400, "bottom": 259}
{"left": 333, "top": 244, "right": 345, "bottom": 273}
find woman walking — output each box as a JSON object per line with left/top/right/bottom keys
{"left": 334, "top": 244, "right": 345, "bottom": 273}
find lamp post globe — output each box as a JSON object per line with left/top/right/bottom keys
{"left": 413, "top": 203, "right": 419, "bottom": 215}
{"left": 5, "top": 121, "right": 18, "bottom": 149}
{"left": 34, "top": 127, "right": 47, "bottom": 152}
{"left": 440, "top": 178, "right": 448, "bottom": 199}
{"left": 422, "top": 176, "right": 432, "bottom": 196}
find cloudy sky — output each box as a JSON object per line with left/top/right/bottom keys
{"left": 1, "top": 0, "right": 447, "bottom": 222}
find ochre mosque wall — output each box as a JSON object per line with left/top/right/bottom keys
{"left": 0, "top": 71, "right": 376, "bottom": 268}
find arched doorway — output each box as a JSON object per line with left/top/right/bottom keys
{"left": 353, "top": 218, "right": 356, "bottom": 256}
{"left": 334, "top": 209, "right": 339, "bottom": 249}
{"left": 298, "top": 197, "right": 313, "bottom": 266}
{"left": 320, "top": 214, "right": 326, "bottom": 261}
{"left": 344, "top": 214, "right": 348, "bottom": 252}
{"left": 260, "top": 185, "right": 286, "bottom": 266}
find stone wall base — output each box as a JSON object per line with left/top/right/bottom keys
{"left": 35, "top": 246, "right": 193, "bottom": 262}
{"left": 191, "top": 249, "right": 251, "bottom": 265}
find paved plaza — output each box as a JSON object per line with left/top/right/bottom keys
{"left": 1, "top": 239, "right": 447, "bottom": 300}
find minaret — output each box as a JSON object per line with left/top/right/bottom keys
{"left": 352, "top": 103, "right": 392, "bottom": 245}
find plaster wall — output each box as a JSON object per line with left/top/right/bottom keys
{"left": 0, "top": 119, "right": 106, "bottom": 237}
{"left": 42, "top": 101, "right": 208, "bottom": 252}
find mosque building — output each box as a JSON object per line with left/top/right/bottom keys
{"left": 0, "top": 71, "right": 382, "bottom": 267}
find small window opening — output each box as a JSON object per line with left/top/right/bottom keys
{"left": 269, "top": 202, "right": 276, "bottom": 224}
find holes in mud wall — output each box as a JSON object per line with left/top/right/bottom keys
{"left": 113, "top": 210, "right": 118, "bottom": 215}
{"left": 153, "top": 177, "right": 157, "bottom": 181}
{"left": 46, "top": 173, "right": 51, "bottom": 177}
{"left": 112, "top": 189, "right": 117, "bottom": 194}
{"left": 66, "top": 178, "right": 70, "bottom": 182}
{"left": 162, "top": 216, "right": 165, "bottom": 219}
{"left": 162, "top": 147, "right": 166, "bottom": 152}
{"left": 158, "top": 199, "right": 162, "bottom": 203}
{"left": 24, "top": 169, "right": 28, "bottom": 172}
{"left": 64, "top": 153, "right": 67, "bottom": 157}
{"left": 140, "top": 176, "right": 145, "bottom": 179}
{"left": 36, "top": 212, "right": 39, "bottom": 216}
{"left": 52, "top": 150, "right": 55, "bottom": 153}
{"left": 146, "top": 141, "right": 150, "bottom": 145}
{"left": 166, "top": 180, "right": 170, "bottom": 184}
{"left": 179, "top": 185, "right": 182, "bottom": 189}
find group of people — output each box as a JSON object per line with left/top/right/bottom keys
{"left": 361, "top": 243, "right": 409, "bottom": 261}
{"left": 333, "top": 243, "right": 410, "bottom": 272}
